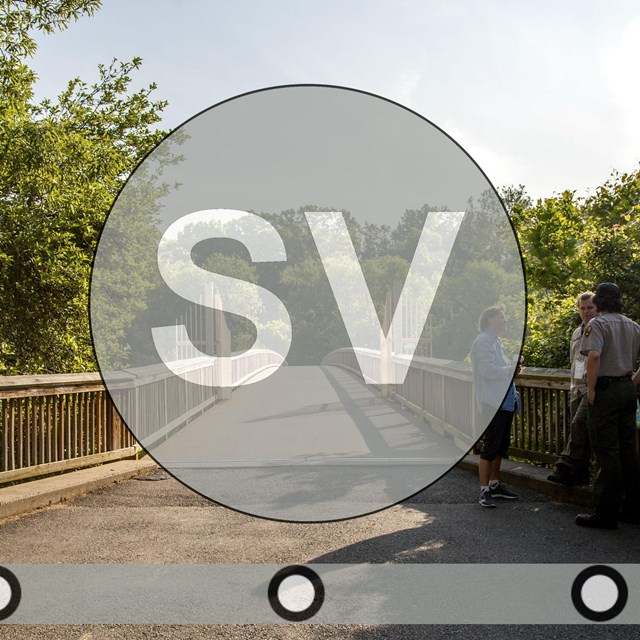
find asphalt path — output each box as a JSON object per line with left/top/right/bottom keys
{"left": 1, "top": 464, "right": 640, "bottom": 638}
{"left": 148, "top": 364, "right": 467, "bottom": 521}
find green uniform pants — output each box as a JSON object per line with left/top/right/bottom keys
{"left": 556, "top": 392, "right": 590, "bottom": 480}
{"left": 587, "top": 380, "right": 640, "bottom": 520}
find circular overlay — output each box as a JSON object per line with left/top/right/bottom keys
{"left": 571, "top": 566, "right": 628, "bottom": 622}
{"left": 0, "top": 567, "right": 21, "bottom": 621}
{"left": 268, "top": 566, "right": 324, "bottom": 621}
{"left": 90, "top": 85, "right": 525, "bottom": 521}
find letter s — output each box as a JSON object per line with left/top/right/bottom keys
{"left": 152, "top": 209, "right": 291, "bottom": 386}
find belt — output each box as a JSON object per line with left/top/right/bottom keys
{"left": 597, "top": 375, "right": 632, "bottom": 382}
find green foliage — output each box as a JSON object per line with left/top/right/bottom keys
{"left": 0, "top": 1, "right": 101, "bottom": 59}
{"left": 521, "top": 292, "right": 580, "bottom": 368}
{"left": 510, "top": 190, "right": 585, "bottom": 294}
{"left": 0, "top": 0, "right": 167, "bottom": 374}
{"left": 508, "top": 167, "right": 640, "bottom": 368}
{"left": 2, "top": 1, "right": 639, "bottom": 374}
{"left": 581, "top": 170, "right": 640, "bottom": 323}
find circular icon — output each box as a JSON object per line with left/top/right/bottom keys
{"left": 0, "top": 566, "right": 21, "bottom": 621}
{"left": 571, "top": 565, "right": 628, "bottom": 622}
{"left": 90, "top": 85, "right": 526, "bottom": 521}
{"left": 268, "top": 565, "right": 324, "bottom": 621}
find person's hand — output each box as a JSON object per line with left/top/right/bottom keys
{"left": 515, "top": 356, "right": 524, "bottom": 376}
{"left": 588, "top": 388, "right": 596, "bottom": 405}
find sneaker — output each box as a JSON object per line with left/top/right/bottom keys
{"left": 490, "top": 482, "right": 518, "bottom": 499}
{"left": 479, "top": 488, "right": 496, "bottom": 508}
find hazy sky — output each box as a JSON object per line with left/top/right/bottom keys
{"left": 29, "top": 0, "right": 640, "bottom": 200}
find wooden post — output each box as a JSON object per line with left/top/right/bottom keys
{"left": 209, "top": 287, "right": 232, "bottom": 399}
{"left": 380, "top": 289, "right": 393, "bottom": 397}
{"left": 107, "top": 397, "right": 122, "bottom": 451}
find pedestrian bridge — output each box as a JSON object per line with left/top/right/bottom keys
{"left": 0, "top": 350, "right": 573, "bottom": 520}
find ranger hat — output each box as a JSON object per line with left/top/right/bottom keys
{"left": 595, "top": 282, "right": 621, "bottom": 298}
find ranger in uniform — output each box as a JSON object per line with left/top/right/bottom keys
{"left": 547, "top": 292, "right": 596, "bottom": 486}
{"left": 576, "top": 282, "right": 640, "bottom": 529}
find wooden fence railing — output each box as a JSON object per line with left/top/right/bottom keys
{"left": 105, "top": 350, "right": 286, "bottom": 450}
{"left": 0, "top": 373, "right": 138, "bottom": 484}
{"left": 511, "top": 368, "right": 571, "bottom": 464}
{"left": 0, "top": 358, "right": 615, "bottom": 485}
{"left": 0, "top": 348, "right": 287, "bottom": 485}
{"left": 323, "top": 348, "right": 574, "bottom": 465}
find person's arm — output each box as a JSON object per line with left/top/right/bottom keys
{"left": 633, "top": 368, "right": 640, "bottom": 390}
{"left": 586, "top": 349, "right": 601, "bottom": 405}
{"left": 473, "top": 335, "right": 511, "bottom": 380}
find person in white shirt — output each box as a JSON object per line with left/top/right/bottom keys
{"left": 547, "top": 292, "right": 596, "bottom": 486}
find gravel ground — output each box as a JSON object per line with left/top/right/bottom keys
{"left": 1, "top": 466, "right": 639, "bottom": 638}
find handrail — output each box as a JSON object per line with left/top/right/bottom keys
{"left": 0, "top": 350, "right": 287, "bottom": 483}
{"left": 0, "top": 355, "right": 576, "bottom": 483}
{"left": 0, "top": 374, "right": 137, "bottom": 483}
{"left": 322, "top": 347, "right": 573, "bottom": 464}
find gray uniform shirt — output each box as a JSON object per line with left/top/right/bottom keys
{"left": 580, "top": 312, "right": 640, "bottom": 376}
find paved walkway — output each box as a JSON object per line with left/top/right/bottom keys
{"left": 1, "top": 455, "right": 638, "bottom": 636}
{"left": 151, "top": 366, "right": 460, "bottom": 463}
{"left": 147, "top": 365, "right": 471, "bottom": 521}
{"left": 2, "top": 363, "right": 633, "bottom": 636}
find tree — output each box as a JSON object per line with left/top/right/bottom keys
{"left": 0, "top": 0, "right": 168, "bottom": 374}
{"left": 580, "top": 169, "right": 640, "bottom": 322}
{"left": 507, "top": 166, "right": 640, "bottom": 368}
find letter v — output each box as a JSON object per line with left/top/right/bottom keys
{"left": 306, "top": 211, "right": 465, "bottom": 384}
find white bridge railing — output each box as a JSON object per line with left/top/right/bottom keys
{"left": 0, "top": 349, "right": 286, "bottom": 484}
{"left": 322, "top": 347, "right": 581, "bottom": 464}
{"left": 322, "top": 347, "right": 478, "bottom": 451}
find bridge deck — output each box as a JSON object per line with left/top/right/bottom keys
{"left": 153, "top": 365, "right": 462, "bottom": 464}
{"left": 149, "top": 365, "right": 466, "bottom": 521}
